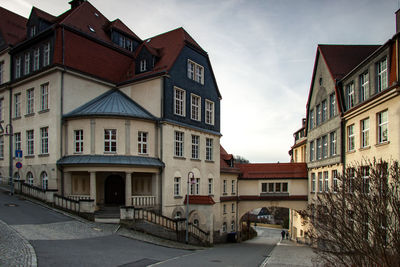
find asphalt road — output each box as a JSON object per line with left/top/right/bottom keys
{"left": 0, "top": 191, "right": 283, "bottom": 267}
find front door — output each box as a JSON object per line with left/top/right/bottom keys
{"left": 105, "top": 175, "right": 125, "bottom": 205}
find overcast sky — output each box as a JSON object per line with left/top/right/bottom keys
{"left": 2, "top": 0, "right": 398, "bottom": 162}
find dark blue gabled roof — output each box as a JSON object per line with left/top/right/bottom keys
{"left": 63, "top": 89, "right": 156, "bottom": 120}
{"left": 57, "top": 155, "right": 164, "bottom": 168}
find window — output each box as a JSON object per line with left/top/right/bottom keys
{"left": 40, "top": 83, "right": 49, "bottom": 111}
{"left": 330, "top": 131, "right": 337, "bottom": 156}
{"left": 174, "top": 87, "right": 185, "bottom": 116}
{"left": 309, "top": 109, "right": 314, "bottom": 129}
{"left": 377, "top": 58, "right": 387, "bottom": 92}
{"left": 282, "top": 182, "right": 288, "bottom": 192}
{"left": 311, "top": 173, "right": 316, "bottom": 192}
{"left": 174, "top": 177, "right": 180, "bottom": 196}
{"left": 24, "top": 53, "right": 30, "bottom": 75}
{"left": 321, "top": 100, "right": 327, "bottom": 122}
{"left": 15, "top": 57, "right": 22, "bottom": 79}
{"left": 347, "top": 82, "right": 355, "bottom": 109}
{"left": 208, "top": 178, "right": 213, "bottom": 195}
{"left": 14, "top": 93, "right": 21, "bottom": 118}
{"left": 41, "top": 172, "right": 48, "bottom": 190}
{"left": 309, "top": 140, "right": 314, "bottom": 161}
{"left": 193, "top": 219, "right": 199, "bottom": 227}
{"left": 261, "top": 183, "right": 267, "bottom": 193}
{"left": 30, "top": 26, "right": 37, "bottom": 37}
{"left": 348, "top": 168, "right": 355, "bottom": 193}
{"left": 268, "top": 183, "right": 274, "bottom": 192}
{"left": 140, "top": 59, "right": 147, "bottom": 72}
{"left": 138, "top": 132, "right": 148, "bottom": 154}
{"left": 231, "top": 180, "right": 236, "bottom": 194}
{"left": 104, "top": 129, "right": 116, "bottom": 152}
{"left": 27, "top": 172, "right": 34, "bottom": 185}
{"left": 318, "top": 172, "right": 323, "bottom": 193}
{"left": 27, "top": 130, "right": 34, "bottom": 155}
{"left": 332, "top": 170, "right": 338, "bottom": 193}
{"left": 322, "top": 135, "right": 328, "bottom": 159}
{"left": 0, "top": 136, "right": 3, "bottom": 158}
{"left": 0, "top": 61, "right": 4, "bottom": 84}
{"left": 222, "top": 222, "right": 227, "bottom": 232}
{"left": 191, "top": 135, "right": 199, "bottom": 159}
{"left": 347, "top": 124, "right": 355, "bottom": 151}
{"left": 361, "top": 118, "right": 369, "bottom": 148}
{"left": 275, "top": 182, "right": 281, "bottom": 192}
{"left": 360, "top": 72, "right": 369, "bottom": 102}
{"left": 316, "top": 138, "right": 321, "bottom": 160}
{"left": 329, "top": 93, "right": 336, "bottom": 118}
{"left": 33, "top": 48, "right": 40, "bottom": 71}
{"left": 223, "top": 180, "right": 227, "bottom": 194}
{"left": 316, "top": 104, "right": 321, "bottom": 125}
{"left": 191, "top": 94, "right": 201, "bottom": 121}
{"left": 175, "top": 211, "right": 182, "bottom": 219}
{"left": 192, "top": 178, "right": 200, "bottom": 195}
{"left": 74, "top": 130, "right": 83, "bottom": 153}
{"left": 43, "top": 43, "right": 50, "bottom": 66}
{"left": 361, "top": 166, "right": 370, "bottom": 194}
{"left": 205, "top": 100, "right": 214, "bottom": 125}
{"left": 324, "top": 171, "right": 329, "bottom": 192}
{"left": 40, "top": 127, "right": 48, "bottom": 154}
{"left": 0, "top": 98, "right": 3, "bottom": 121}
{"left": 187, "top": 60, "right": 204, "bottom": 84}
{"left": 14, "top": 133, "right": 21, "bottom": 152}
{"left": 232, "top": 204, "right": 235, "bottom": 213}
{"left": 26, "top": 88, "right": 34, "bottom": 114}
{"left": 206, "top": 138, "right": 213, "bottom": 161}
{"left": 223, "top": 204, "right": 227, "bottom": 214}
{"left": 377, "top": 110, "right": 388, "bottom": 144}
{"left": 174, "top": 131, "right": 184, "bottom": 157}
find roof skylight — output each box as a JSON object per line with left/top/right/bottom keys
{"left": 88, "top": 26, "right": 95, "bottom": 32}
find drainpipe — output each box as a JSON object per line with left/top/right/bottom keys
{"left": 8, "top": 86, "right": 13, "bottom": 194}
{"left": 60, "top": 26, "right": 65, "bottom": 195}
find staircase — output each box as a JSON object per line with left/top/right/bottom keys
{"left": 94, "top": 206, "right": 120, "bottom": 223}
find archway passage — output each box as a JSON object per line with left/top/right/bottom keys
{"left": 105, "top": 175, "right": 125, "bottom": 205}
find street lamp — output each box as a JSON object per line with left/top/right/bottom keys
{"left": 186, "top": 171, "right": 194, "bottom": 244}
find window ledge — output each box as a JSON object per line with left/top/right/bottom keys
{"left": 359, "top": 146, "right": 371, "bottom": 151}
{"left": 346, "top": 150, "right": 356, "bottom": 154}
{"left": 190, "top": 158, "right": 201, "bottom": 162}
{"left": 25, "top": 155, "right": 35, "bottom": 158}
{"left": 205, "top": 160, "right": 214, "bottom": 163}
{"left": 138, "top": 153, "right": 149, "bottom": 156}
{"left": 173, "top": 156, "right": 186, "bottom": 160}
{"left": 0, "top": 157, "right": 3, "bottom": 160}
{"left": 12, "top": 117, "right": 21, "bottom": 121}
{"left": 25, "top": 113, "right": 35, "bottom": 118}
{"left": 38, "top": 109, "right": 49, "bottom": 114}
{"left": 174, "top": 196, "right": 183, "bottom": 199}
{"left": 38, "top": 153, "right": 49, "bottom": 157}
{"left": 73, "top": 152, "right": 83, "bottom": 155}
{"left": 223, "top": 193, "right": 227, "bottom": 196}
{"left": 375, "top": 141, "right": 390, "bottom": 147}
{"left": 104, "top": 152, "right": 117, "bottom": 154}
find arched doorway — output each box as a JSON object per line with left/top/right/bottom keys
{"left": 105, "top": 175, "right": 125, "bottom": 205}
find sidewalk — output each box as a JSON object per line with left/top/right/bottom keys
{"left": 262, "top": 239, "right": 320, "bottom": 267}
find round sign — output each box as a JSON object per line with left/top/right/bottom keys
{"left": 16, "top": 162, "right": 22, "bottom": 169}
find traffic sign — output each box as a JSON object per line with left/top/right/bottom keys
{"left": 15, "top": 150, "right": 23, "bottom": 158}
{"left": 16, "top": 162, "right": 22, "bottom": 169}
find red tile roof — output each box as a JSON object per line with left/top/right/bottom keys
{"left": 237, "top": 163, "right": 307, "bottom": 179}
{"left": 0, "top": 7, "right": 27, "bottom": 47}
{"left": 109, "top": 19, "right": 141, "bottom": 41}
{"left": 31, "top": 7, "right": 56, "bottom": 23}
{"left": 319, "top": 44, "right": 380, "bottom": 80}
{"left": 220, "top": 145, "right": 241, "bottom": 174}
{"left": 184, "top": 195, "right": 215, "bottom": 205}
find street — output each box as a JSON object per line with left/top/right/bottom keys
{"left": 0, "top": 190, "right": 316, "bottom": 266}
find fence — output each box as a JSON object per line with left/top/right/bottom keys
{"left": 130, "top": 195, "right": 156, "bottom": 207}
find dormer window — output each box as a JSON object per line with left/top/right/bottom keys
{"left": 187, "top": 59, "right": 204, "bottom": 84}
{"left": 140, "top": 59, "right": 147, "bottom": 72}
{"left": 30, "top": 26, "right": 37, "bottom": 37}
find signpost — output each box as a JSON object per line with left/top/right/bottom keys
{"left": 16, "top": 162, "right": 22, "bottom": 169}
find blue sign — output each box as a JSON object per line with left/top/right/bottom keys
{"left": 15, "top": 150, "right": 23, "bottom": 158}
{"left": 16, "top": 162, "right": 22, "bottom": 169}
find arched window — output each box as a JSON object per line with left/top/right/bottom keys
{"left": 41, "top": 172, "right": 48, "bottom": 190}
{"left": 26, "top": 172, "right": 34, "bottom": 185}
{"left": 175, "top": 211, "right": 182, "bottom": 219}
{"left": 193, "top": 219, "right": 199, "bottom": 226}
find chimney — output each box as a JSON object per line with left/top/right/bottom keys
{"left": 69, "top": 0, "right": 86, "bottom": 9}
{"left": 396, "top": 9, "right": 400, "bottom": 33}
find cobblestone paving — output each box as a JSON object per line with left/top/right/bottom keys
{"left": 0, "top": 220, "right": 37, "bottom": 267}
{"left": 12, "top": 221, "right": 116, "bottom": 241}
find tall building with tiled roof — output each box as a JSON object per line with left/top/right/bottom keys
{"left": 0, "top": 0, "right": 222, "bottom": 238}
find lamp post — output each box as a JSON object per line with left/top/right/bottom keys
{"left": 186, "top": 171, "right": 194, "bottom": 244}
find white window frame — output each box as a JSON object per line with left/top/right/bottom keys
{"left": 330, "top": 131, "right": 337, "bottom": 156}
{"left": 329, "top": 93, "right": 336, "bottom": 118}
{"left": 33, "top": 48, "right": 40, "bottom": 71}
{"left": 316, "top": 138, "right": 321, "bottom": 160}
{"left": 318, "top": 172, "right": 323, "bottom": 193}
{"left": 206, "top": 138, "right": 213, "bottom": 161}
{"left": 205, "top": 100, "right": 214, "bottom": 125}
{"left": 361, "top": 118, "right": 369, "bottom": 148}
{"left": 321, "top": 99, "right": 327, "bottom": 122}
{"left": 324, "top": 171, "right": 329, "bottom": 192}
{"left": 140, "top": 59, "right": 147, "bottom": 72}
{"left": 104, "top": 129, "right": 117, "bottom": 153}
{"left": 40, "top": 83, "right": 49, "bottom": 111}
{"left": 174, "top": 131, "right": 184, "bottom": 157}
{"left": 191, "top": 135, "right": 199, "bottom": 159}
{"left": 322, "top": 135, "right": 328, "bottom": 159}
{"left": 377, "top": 110, "right": 388, "bottom": 144}
{"left": 15, "top": 56, "right": 21, "bottom": 79}
{"left": 208, "top": 178, "right": 213, "bottom": 195}
{"left": 174, "top": 177, "right": 180, "bottom": 196}
{"left": 40, "top": 127, "right": 49, "bottom": 154}
{"left": 14, "top": 133, "right": 21, "bottom": 152}
{"left": 190, "top": 178, "right": 200, "bottom": 195}
{"left": 27, "top": 172, "right": 34, "bottom": 185}
{"left": 14, "top": 93, "right": 21, "bottom": 118}
{"left": 174, "top": 87, "right": 185, "bottom": 117}
{"left": 316, "top": 104, "right": 321, "bottom": 125}
{"left": 311, "top": 173, "right": 316, "bottom": 192}
{"left": 223, "top": 179, "right": 227, "bottom": 194}
{"left": 347, "top": 124, "right": 355, "bottom": 151}
{"left": 187, "top": 60, "right": 194, "bottom": 80}
{"left": 377, "top": 58, "right": 387, "bottom": 92}
{"left": 74, "top": 130, "right": 83, "bottom": 153}
{"left": 309, "top": 109, "right": 314, "bottom": 129}
{"left": 24, "top": 53, "right": 30, "bottom": 75}
{"left": 190, "top": 94, "right": 201, "bottom": 121}
{"left": 231, "top": 180, "right": 236, "bottom": 194}
{"left": 41, "top": 171, "right": 48, "bottom": 190}
{"left": 360, "top": 72, "right": 369, "bottom": 102}
{"left": 43, "top": 43, "right": 50, "bottom": 67}
{"left": 187, "top": 59, "right": 204, "bottom": 84}
{"left": 138, "top": 131, "right": 148, "bottom": 154}
{"left": 26, "top": 88, "right": 34, "bottom": 114}
{"left": 332, "top": 170, "right": 338, "bottom": 193}
{"left": 347, "top": 82, "right": 355, "bottom": 109}
{"left": 27, "top": 130, "right": 34, "bottom": 155}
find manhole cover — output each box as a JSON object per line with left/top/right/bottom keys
{"left": 5, "top": 203, "right": 18, "bottom": 207}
